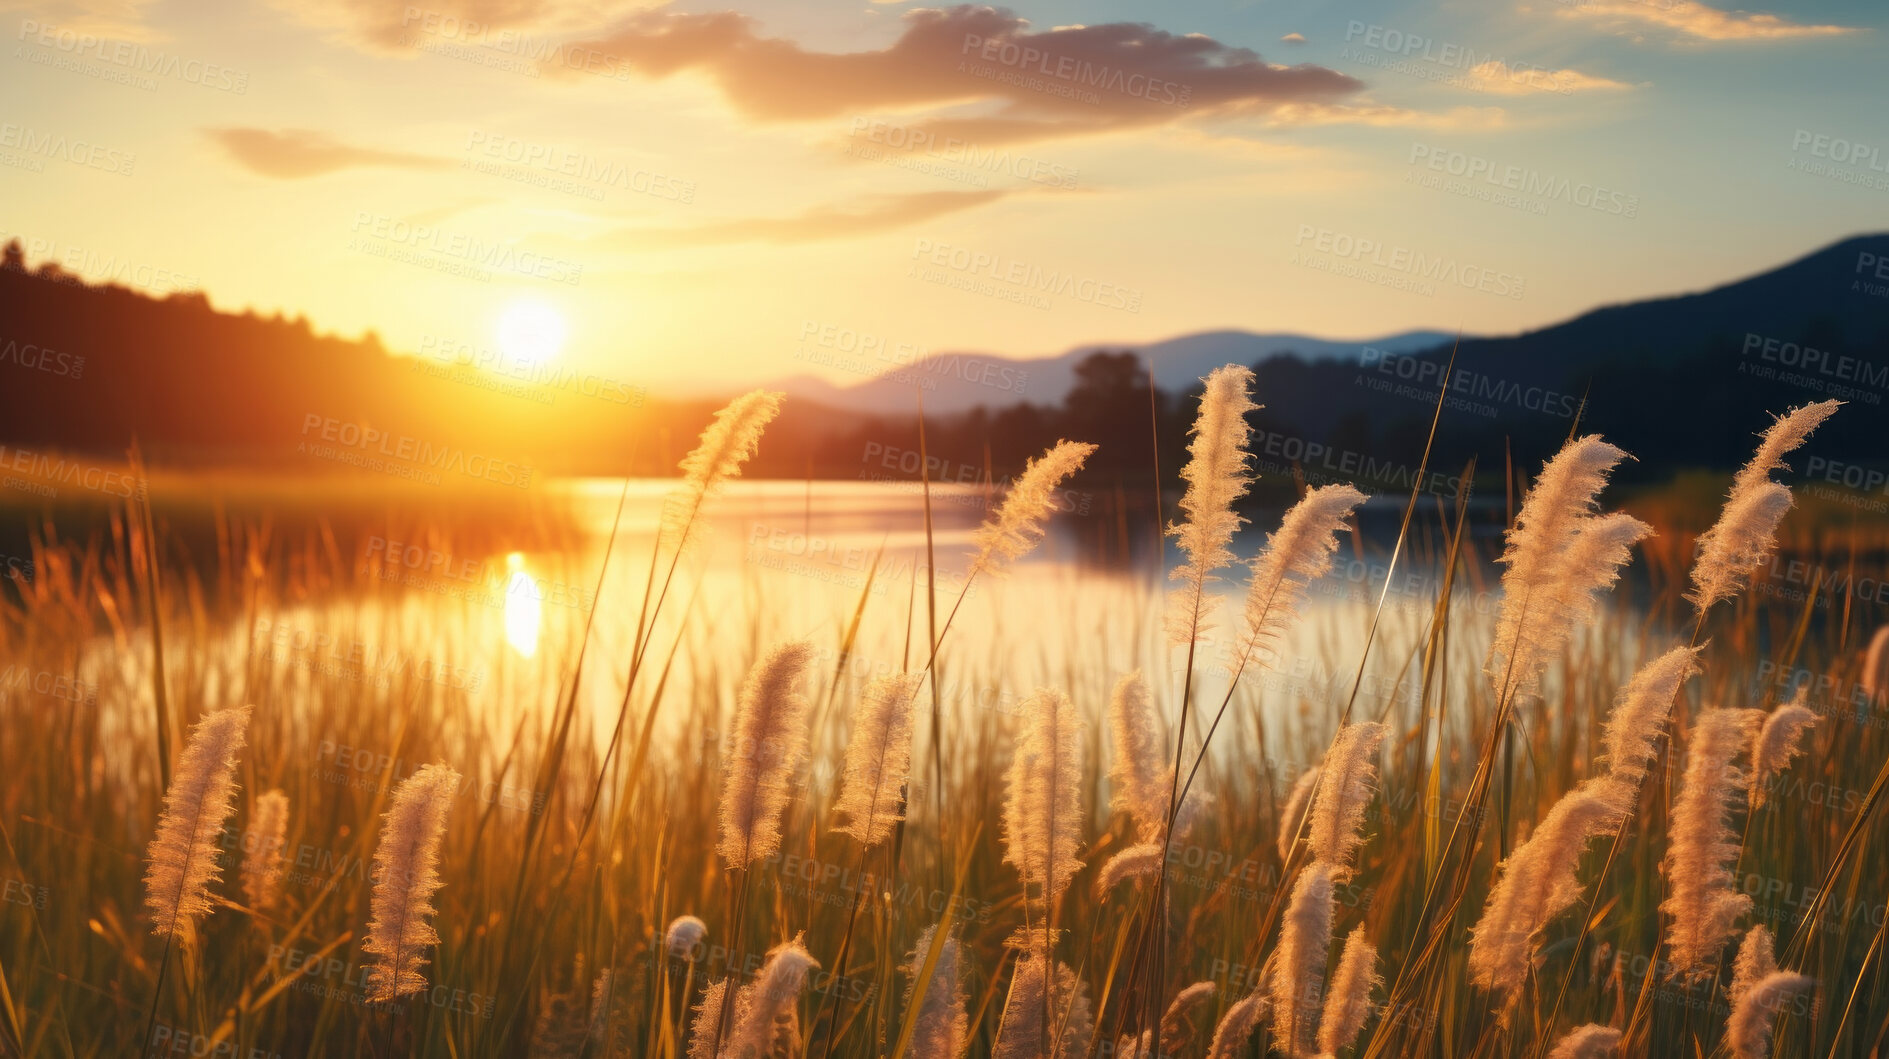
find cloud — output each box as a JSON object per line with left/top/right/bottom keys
{"left": 206, "top": 128, "right": 450, "bottom": 179}
{"left": 560, "top": 5, "right": 1364, "bottom": 143}
{"left": 1280, "top": 33, "right": 1307, "bottom": 44}
{"left": 1462, "top": 60, "right": 1636, "bottom": 95}
{"left": 1262, "top": 103, "right": 1511, "bottom": 130}
{"left": 1550, "top": 0, "right": 1860, "bottom": 42}
{"left": 271, "top": 0, "right": 649, "bottom": 51}
{"left": 602, "top": 188, "right": 1012, "bottom": 248}
{"left": 3, "top": 0, "right": 160, "bottom": 40}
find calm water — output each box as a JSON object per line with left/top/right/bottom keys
{"left": 156, "top": 477, "right": 1573, "bottom": 792}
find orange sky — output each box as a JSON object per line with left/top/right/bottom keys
{"left": 2, "top": 0, "right": 1883, "bottom": 395}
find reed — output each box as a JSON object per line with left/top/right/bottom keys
{"left": 7, "top": 387, "right": 1885, "bottom": 1059}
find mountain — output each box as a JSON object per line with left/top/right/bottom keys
{"left": 1232, "top": 232, "right": 1889, "bottom": 481}
{"left": 771, "top": 328, "right": 1459, "bottom": 414}
{"left": 0, "top": 233, "right": 1882, "bottom": 491}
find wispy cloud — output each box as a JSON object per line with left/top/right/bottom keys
{"left": 1260, "top": 103, "right": 1511, "bottom": 131}
{"left": 602, "top": 188, "right": 1011, "bottom": 248}
{"left": 557, "top": 6, "right": 1364, "bottom": 144}
{"left": 1463, "top": 60, "right": 1637, "bottom": 95}
{"left": 1548, "top": 0, "right": 1860, "bottom": 42}
{"left": 270, "top": 0, "right": 644, "bottom": 51}
{"left": 206, "top": 128, "right": 450, "bottom": 179}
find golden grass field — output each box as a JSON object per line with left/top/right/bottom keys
{"left": 0, "top": 379, "right": 1886, "bottom": 1059}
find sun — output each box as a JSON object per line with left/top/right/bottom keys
{"left": 494, "top": 299, "right": 568, "bottom": 364}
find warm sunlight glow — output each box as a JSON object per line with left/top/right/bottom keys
{"left": 503, "top": 552, "right": 542, "bottom": 658}
{"left": 494, "top": 300, "right": 567, "bottom": 365}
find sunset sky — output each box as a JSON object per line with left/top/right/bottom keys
{"left": 2, "top": 0, "right": 1884, "bottom": 396}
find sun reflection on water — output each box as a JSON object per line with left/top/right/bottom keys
{"left": 503, "top": 551, "right": 542, "bottom": 658}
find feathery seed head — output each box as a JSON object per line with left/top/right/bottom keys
{"left": 970, "top": 440, "right": 1097, "bottom": 577}
{"left": 1279, "top": 765, "right": 1322, "bottom": 860}
{"left": 1095, "top": 842, "right": 1164, "bottom": 897}
{"left": 1273, "top": 861, "right": 1337, "bottom": 1058}
{"left": 666, "top": 915, "right": 708, "bottom": 960}
{"left": 1107, "top": 670, "right": 1183, "bottom": 843}
{"left": 1750, "top": 697, "right": 1818, "bottom": 809}
{"left": 1236, "top": 484, "right": 1367, "bottom": 670}
{"left": 1690, "top": 401, "right": 1840, "bottom": 614}
{"left": 1601, "top": 645, "right": 1703, "bottom": 795}
{"left": 1726, "top": 971, "right": 1813, "bottom": 1059}
{"left": 718, "top": 641, "right": 816, "bottom": 868}
{"left": 1003, "top": 687, "right": 1085, "bottom": 910}
{"left": 242, "top": 788, "right": 289, "bottom": 914}
{"left": 1546, "top": 1024, "right": 1622, "bottom": 1059}
{"left": 1488, "top": 436, "right": 1643, "bottom": 701}
{"left": 1730, "top": 925, "right": 1778, "bottom": 1004}
{"left": 726, "top": 935, "right": 819, "bottom": 1059}
{"left": 1205, "top": 989, "right": 1269, "bottom": 1059}
{"left": 993, "top": 955, "right": 1092, "bottom": 1059}
{"left": 1662, "top": 707, "right": 1766, "bottom": 977}
{"left": 904, "top": 926, "right": 969, "bottom": 1059}
{"left": 1160, "top": 981, "right": 1218, "bottom": 1057}
{"left": 663, "top": 390, "right": 784, "bottom": 553}
{"left": 1308, "top": 722, "right": 1385, "bottom": 879}
{"left": 833, "top": 672, "right": 926, "bottom": 847}
{"left": 1865, "top": 625, "right": 1889, "bottom": 706}
{"left": 688, "top": 980, "right": 728, "bottom": 1059}
{"left": 145, "top": 705, "right": 251, "bottom": 942}
{"left": 363, "top": 762, "right": 459, "bottom": 1002}
{"left": 1469, "top": 780, "right": 1628, "bottom": 999}
{"left": 1167, "top": 365, "right": 1258, "bottom": 646}
{"left": 1317, "top": 927, "right": 1380, "bottom": 1055}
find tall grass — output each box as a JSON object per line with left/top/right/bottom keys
{"left": 0, "top": 383, "right": 1883, "bottom": 1059}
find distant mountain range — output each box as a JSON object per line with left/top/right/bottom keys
{"left": 774, "top": 233, "right": 1889, "bottom": 424}
{"left": 1220, "top": 232, "right": 1889, "bottom": 483}
{"left": 0, "top": 232, "right": 1883, "bottom": 489}
{"left": 769, "top": 329, "right": 1459, "bottom": 414}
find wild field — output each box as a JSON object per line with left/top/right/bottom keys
{"left": 0, "top": 369, "right": 1885, "bottom": 1059}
